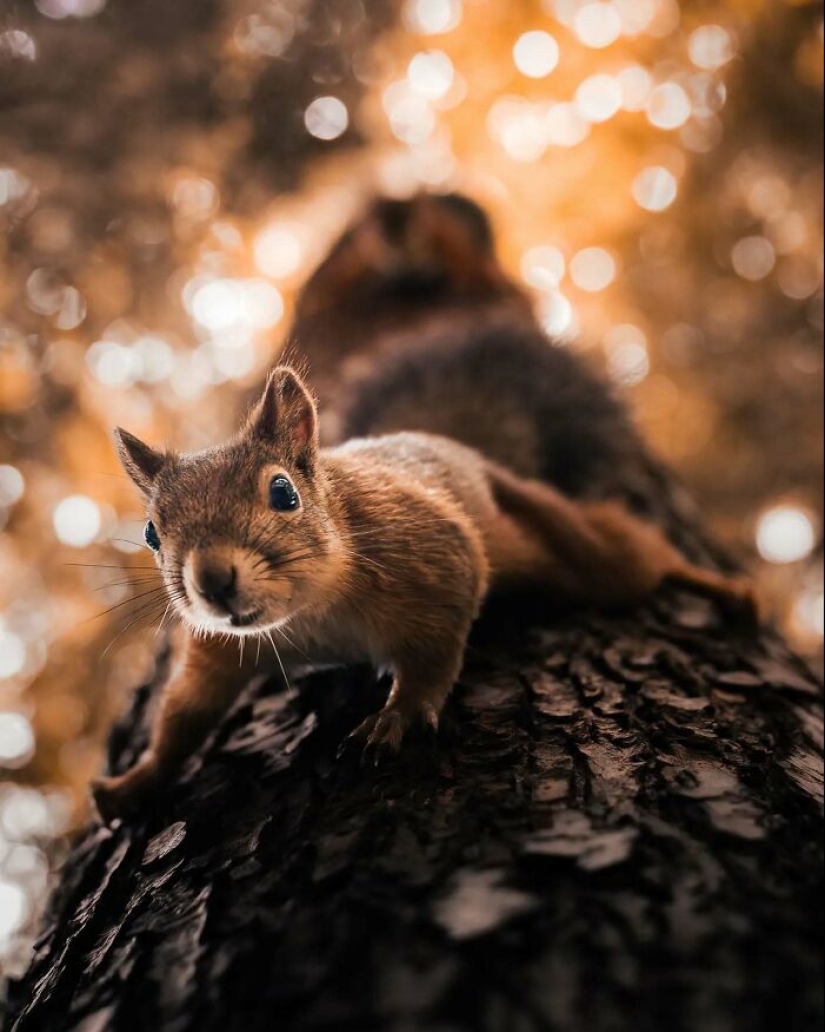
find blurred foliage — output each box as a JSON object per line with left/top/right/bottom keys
{"left": 0, "top": 0, "right": 822, "bottom": 980}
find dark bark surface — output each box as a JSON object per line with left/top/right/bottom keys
{"left": 6, "top": 465, "right": 824, "bottom": 1032}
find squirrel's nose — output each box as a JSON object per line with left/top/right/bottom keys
{"left": 194, "top": 563, "right": 238, "bottom": 609}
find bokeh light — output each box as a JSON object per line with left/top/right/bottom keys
{"left": 605, "top": 325, "right": 651, "bottom": 387}
{"left": 574, "top": 3, "right": 623, "bottom": 49}
{"left": 756, "top": 506, "right": 819, "bottom": 565}
{"left": 689, "top": 25, "right": 735, "bottom": 70}
{"left": 521, "top": 246, "right": 566, "bottom": 290}
{"left": 633, "top": 166, "right": 678, "bottom": 211}
{"left": 405, "top": 0, "right": 463, "bottom": 35}
{"left": 35, "top": 0, "right": 107, "bottom": 18}
{"left": 0, "top": 715, "right": 35, "bottom": 769}
{"left": 0, "top": 466, "right": 25, "bottom": 507}
{"left": 570, "top": 248, "right": 617, "bottom": 292}
{"left": 647, "top": 83, "right": 692, "bottom": 130}
{"left": 732, "top": 237, "right": 777, "bottom": 281}
{"left": 409, "top": 50, "right": 455, "bottom": 100}
{"left": 576, "top": 75, "right": 623, "bottom": 123}
{"left": 304, "top": 97, "right": 350, "bottom": 142}
{"left": 254, "top": 224, "right": 306, "bottom": 280}
{"left": 513, "top": 31, "right": 560, "bottom": 79}
{"left": 52, "top": 496, "right": 102, "bottom": 548}
{"left": 0, "top": 880, "right": 28, "bottom": 941}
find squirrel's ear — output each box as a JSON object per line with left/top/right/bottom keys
{"left": 114, "top": 429, "right": 166, "bottom": 495}
{"left": 249, "top": 367, "right": 319, "bottom": 468}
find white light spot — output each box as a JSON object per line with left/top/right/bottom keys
{"left": 614, "top": 0, "right": 656, "bottom": 36}
{"left": 647, "top": 83, "right": 692, "bottom": 130}
{"left": 575, "top": 74, "right": 623, "bottom": 123}
{"left": 646, "top": 0, "right": 681, "bottom": 38}
{"left": 488, "top": 99, "right": 547, "bottom": 163}
{"left": 0, "top": 629, "right": 26, "bottom": 680}
{"left": 191, "top": 280, "right": 244, "bottom": 333}
{"left": 0, "top": 168, "right": 32, "bottom": 209}
{"left": 243, "top": 280, "right": 285, "bottom": 329}
{"left": 778, "top": 258, "right": 821, "bottom": 301}
{"left": 404, "top": 0, "right": 463, "bottom": 34}
{"left": 607, "top": 339, "right": 650, "bottom": 387}
{"left": 52, "top": 495, "right": 102, "bottom": 548}
{"left": 304, "top": 97, "right": 349, "bottom": 142}
{"left": 541, "top": 291, "right": 576, "bottom": 337}
{"left": 234, "top": 10, "right": 296, "bottom": 57}
{"left": 521, "top": 246, "right": 566, "bottom": 290}
{"left": 86, "top": 341, "right": 139, "bottom": 387}
{"left": 54, "top": 287, "right": 86, "bottom": 331}
{"left": 133, "top": 336, "right": 176, "bottom": 384}
{"left": 211, "top": 340, "right": 256, "bottom": 381}
{"left": 254, "top": 224, "right": 305, "bottom": 280}
{"left": 756, "top": 506, "right": 818, "bottom": 564}
{"left": 513, "top": 31, "right": 560, "bottom": 79}
{"left": 731, "top": 237, "right": 776, "bottom": 282}
{"left": 617, "top": 65, "right": 653, "bottom": 111}
{"left": 606, "top": 325, "right": 650, "bottom": 386}
{"left": 0, "top": 714, "right": 35, "bottom": 768}
{"left": 389, "top": 95, "right": 437, "bottom": 145}
{"left": 0, "top": 30, "right": 37, "bottom": 61}
{"left": 408, "top": 50, "right": 455, "bottom": 100}
{"left": 35, "top": 0, "right": 106, "bottom": 17}
{"left": 0, "top": 880, "right": 28, "bottom": 940}
{"left": 0, "top": 787, "right": 60, "bottom": 839}
{"left": 794, "top": 589, "right": 825, "bottom": 640}
{"left": 570, "top": 247, "right": 617, "bottom": 292}
{"left": 689, "top": 25, "right": 735, "bottom": 70}
{"left": 544, "top": 103, "right": 590, "bottom": 147}
{"left": 26, "top": 269, "right": 67, "bottom": 317}
{"left": 689, "top": 74, "right": 727, "bottom": 118}
{"left": 190, "top": 279, "right": 284, "bottom": 334}
{"left": 0, "top": 466, "right": 25, "bottom": 507}
{"left": 574, "top": 3, "right": 622, "bottom": 49}
{"left": 633, "top": 166, "right": 678, "bottom": 211}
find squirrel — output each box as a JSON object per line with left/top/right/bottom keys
{"left": 91, "top": 195, "right": 756, "bottom": 824}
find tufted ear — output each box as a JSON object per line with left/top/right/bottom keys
{"left": 114, "top": 428, "right": 166, "bottom": 496}
{"left": 248, "top": 367, "right": 319, "bottom": 469}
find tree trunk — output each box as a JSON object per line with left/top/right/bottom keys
{"left": 6, "top": 454, "right": 823, "bottom": 1032}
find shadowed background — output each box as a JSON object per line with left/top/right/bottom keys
{"left": 0, "top": 0, "right": 822, "bottom": 986}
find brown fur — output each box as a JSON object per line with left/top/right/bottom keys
{"left": 92, "top": 366, "right": 756, "bottom": 824}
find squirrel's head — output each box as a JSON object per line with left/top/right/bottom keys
{"left": 114, "top": 367, "right": 346, "bottom": 637}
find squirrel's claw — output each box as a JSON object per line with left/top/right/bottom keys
{"left": 353, "top": 707, "right": 407, "bottom": 766}
{"left": 342, "top": 700, "right": 442, "bottom": 766}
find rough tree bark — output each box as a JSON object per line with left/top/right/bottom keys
{"left": 5, "top": 455, "right": 823, "bottom": 1032}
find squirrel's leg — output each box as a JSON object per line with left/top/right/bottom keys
{"left": 488, "top": 465, "right": 757, "bottom": 622}
{"left": 348, "top": 524, "right": 487, "bottom": 756}
{"left": 348, "top": 641, "right": 468, "bottom": 755}
{"left": 92, "top": 628, "right": 256, "bottom": 823}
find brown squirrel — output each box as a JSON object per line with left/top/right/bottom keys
{"left": 92, "top": 195, "right": 756, "bottom": 823}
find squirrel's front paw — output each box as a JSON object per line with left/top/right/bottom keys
{"left": 345, "top": 700, "right": 440, "bottom": 764}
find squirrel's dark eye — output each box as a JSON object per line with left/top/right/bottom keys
{"left": 269, "top": 476, "right": 300, "bottom": 513}
{"left": 144, "top": 520, "right": 161, "bottom": 552}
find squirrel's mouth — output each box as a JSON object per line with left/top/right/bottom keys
{"left": 229, "top": 609, "right": 262, "bottom": 629}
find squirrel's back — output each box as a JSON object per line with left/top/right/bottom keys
{"left": 292, "top": 194, "right": 638, "bottom": 498}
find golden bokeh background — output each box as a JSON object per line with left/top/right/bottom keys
{"left": 0, "top": 0, "right": 822, "bottom": 980}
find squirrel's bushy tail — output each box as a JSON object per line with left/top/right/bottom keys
{"left": 292, "top": 193, "right": 639, "bottom": 499}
